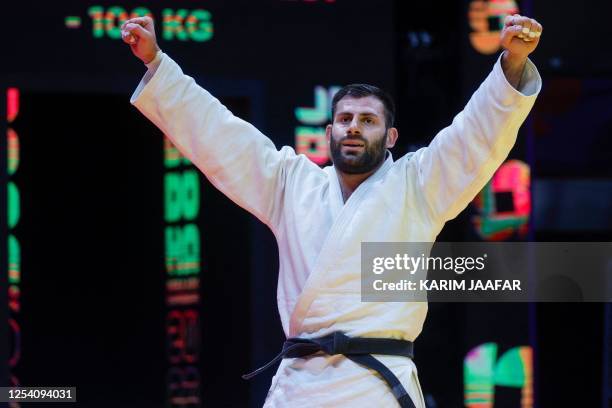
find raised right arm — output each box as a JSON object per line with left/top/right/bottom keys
{"left": 122, "top": 17, "right": 297, "bottom": 227}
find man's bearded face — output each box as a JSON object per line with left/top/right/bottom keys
{"left": 329, "top": 96, "right": 389, "bottom": 174}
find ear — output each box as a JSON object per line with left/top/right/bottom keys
{"left": 325, "top": 124, "right": 332, "bottom": 144}
{"left": 385, "top": 127, "right": 398, "bottom": 148}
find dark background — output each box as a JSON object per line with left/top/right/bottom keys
{"left": 2, "top": 1, "right": 611, "bottom": 407}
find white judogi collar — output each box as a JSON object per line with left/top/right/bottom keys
{"left": 327, "top": 150, "right": 394, "bottom": 219}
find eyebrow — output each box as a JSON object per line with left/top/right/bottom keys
{"left": 336, "top": 111, "right": 380, "bottom": 117}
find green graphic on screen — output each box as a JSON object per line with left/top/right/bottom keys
{"left": 294, "top": 85, "right": 340, "bottom": 165}
{"left": 86, "top": 6, "right": 213, "bottom": 42}
{"left": 464, "top": 342, "right": 533, "bottom": 408}
{"left": 163, "top": 136, "right": 202, "bottom": 405}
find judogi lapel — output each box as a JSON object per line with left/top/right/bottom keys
{"left": 289, "top": 157, "right": 394, "bottom": 337}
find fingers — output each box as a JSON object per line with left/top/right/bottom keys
{"left": 504, "top": 14, "right": 520, "bottom": 27}
{"left": 504, "top": 24, "right": 524, "bottom": 40}
{"left": 121, "top": 16, "right": 153, "bottom": 30}
{"left": 122, "top": 23, "right": 149, "bottom": 44}
{"left": 522, "top": 19, "right": 533, "bottom": 40}
{"left": 120, "top": 16, "right": 159, "bottom": 63}
{"left": 521, "top": 18, "right": 542, "bottom": 42}
{"left": 531, "top": 19, "right": 543, "bottom": 39}
{"left": 503, "top": 14, "right": 542, "bottom": 42}
{"left": 122, "top": 35, "right": 135, "bottom": 44}
{"left": 120, "top": 16, "right": 154, "bottom": 43}
{"left": 121, "top": 30, "right": 136, "bottom": 45}
{"left": 502, "top": 24, "right": 529, "bottom": 48}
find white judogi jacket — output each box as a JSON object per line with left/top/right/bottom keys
{"left": 131, "top": 51, "right": 541, "bottom": 407}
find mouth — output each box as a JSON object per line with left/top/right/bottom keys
{"left": 341, "top": 141, "right": 365, "bottom": 148}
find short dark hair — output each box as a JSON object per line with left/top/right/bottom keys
{"left": 331, "top": 84, "right": 395, "bottom": 129}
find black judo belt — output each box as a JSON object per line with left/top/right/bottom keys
{"left": 242, "top": 331, "right": 416, "bottom": 408}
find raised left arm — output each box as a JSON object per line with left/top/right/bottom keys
{"left": 413, "top": 15, "right": 543, "bottom": 226}
{"left": 500, "top": 15, "right": 543, "bottom": 89}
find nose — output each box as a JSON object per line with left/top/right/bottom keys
{"left": 347, "top": 117, "right": 361, "bottom": 135}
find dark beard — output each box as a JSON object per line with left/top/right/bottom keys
{"left": 329, "top": 131, "right": 388, "bottom": 174}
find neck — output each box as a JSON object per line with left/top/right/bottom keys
{"left": 336, "top": 160, "right": 384, "bottom": 203}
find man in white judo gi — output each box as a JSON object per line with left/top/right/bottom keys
{"left": 122, "top": 14, "right": 542, "bottom": 408}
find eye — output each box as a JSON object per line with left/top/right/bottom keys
{"left": 364, "top": 117, "right": 373, "bottom": 124}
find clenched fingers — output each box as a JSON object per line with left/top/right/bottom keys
{"left": 504, "top": 14, "right": 542, "bottom": 42}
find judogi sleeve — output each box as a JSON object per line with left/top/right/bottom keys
{"left": 130, "top": 52, "right": 295, "bottom": 227}
{"left": 414, "top": 53, "right": 541, "bottom": 226}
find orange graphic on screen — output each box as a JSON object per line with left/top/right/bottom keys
{"left": 468, "top": 0, "right": 519, "bottom": 54}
